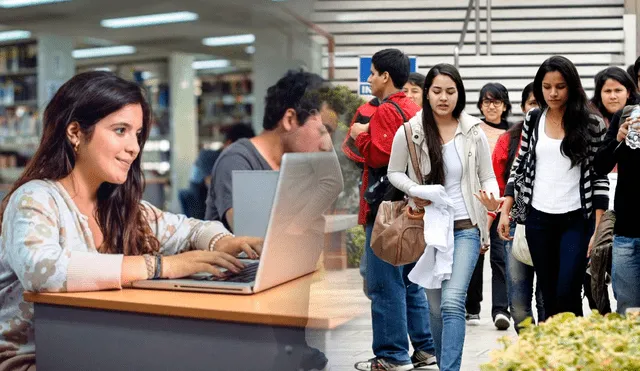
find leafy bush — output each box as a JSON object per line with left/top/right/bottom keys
{"left": 481, "top": 311, "right": 640, "bottom": 371}
{"left": 346, "top": 226, "right": 366, "bottom": 268}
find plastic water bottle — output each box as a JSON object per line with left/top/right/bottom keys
{"left": 627, "top": 106, "right": 640, "bottom": 149}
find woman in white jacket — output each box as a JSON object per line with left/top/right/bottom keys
{"left": 387, "top": 64, "right": 500, "bottom": 371}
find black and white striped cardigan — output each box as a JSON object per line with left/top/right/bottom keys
{"left": 504, "top": 108, "right": 609, "bottom": 223}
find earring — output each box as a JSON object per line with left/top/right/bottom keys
{"left": 74, "top": 142, "right": 79, "bottom": 153}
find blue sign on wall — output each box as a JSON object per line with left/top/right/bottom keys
{"left": 358, "top": 56, "right": 417, "bottom": 96}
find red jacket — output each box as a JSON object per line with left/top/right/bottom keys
{"left": 492, "top": 131, "right": 513, "bottom": 197}
{"left": 345, "top": 92, "right": 420, "bottom": 225}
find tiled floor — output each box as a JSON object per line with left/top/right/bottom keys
{"left": 310, "top": 260, "right": 614, "bottom": 371}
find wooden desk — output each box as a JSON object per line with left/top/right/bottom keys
{"left": 24, "top": 269, "right": 366, "bottom": 371}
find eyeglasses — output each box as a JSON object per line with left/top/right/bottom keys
{"left": 481, "top": 99, "right": 504, "bottom": 108}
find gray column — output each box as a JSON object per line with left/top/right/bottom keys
{"left": 626, "top": 0, "right": 640, "bottom": 61}
{"left": 252, "top": 27, "right": 322, "bottom": 134}
{"left": 168, "top": 53, "right": 197, "bottom": 212}
{"left": 37, "top": 35, "right": 75, "bottom": 116}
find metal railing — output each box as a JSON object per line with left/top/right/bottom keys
{"left": 453, "top": 0, "right": 493, "bottom": 69}
{"left": 454, "top": 0, "right": 479, "bottom": 69}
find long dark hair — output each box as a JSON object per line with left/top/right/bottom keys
{"left": 503, "top": 82, "right": 536, "bottom": 184}
{"left": 533, "top": 56, "right": 592, "bottom": 167}
{"left": 421, "top": 63, "right": 466, "bottom": 185}
{"left": 591, "top": 67, "right": 640, "bottom": 121}
{"left": 0, "top": 71, "right": 159, "bottom": 255}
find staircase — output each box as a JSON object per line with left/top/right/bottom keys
{"left": 312, "top": 0, "right": 630, "bottom": 119}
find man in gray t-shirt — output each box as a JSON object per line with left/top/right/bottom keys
{"left": 204, "top": 138, "right": 271, "bottom": 230}
{"left": 204, "top": 70, "right": 339, "bottom": 232}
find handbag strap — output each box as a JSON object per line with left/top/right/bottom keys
{"left": 403, "top": 122, "right": 424, "bottom": 185}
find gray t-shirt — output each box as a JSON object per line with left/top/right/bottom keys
{"left": 204, "top": 138, "right": 272, "bottom": 230}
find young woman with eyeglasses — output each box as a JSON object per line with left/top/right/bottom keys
{"left": 465, "top": 83, "right": 513, "bottom": 331}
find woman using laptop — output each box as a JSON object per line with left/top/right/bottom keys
{"left": 0, "top": 71, "right": 262, "bottom": 371}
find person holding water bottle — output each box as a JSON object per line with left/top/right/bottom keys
{"left": 594, "top": 104, "right": 640, "bottom": 314}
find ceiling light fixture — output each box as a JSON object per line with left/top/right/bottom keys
{"left": 0, "top": 0, "right": 69, "bottom": 8}
{"left": 101, "top": 11, "right": 198, "bottom": 29}
{"left": 202, "top": 34, "right": 255, "bottom": 47}
{"left": 192, "top": 59, "right": 231, "bottom": 70}
{"left": 0, "top": 30, "right": 31, "bottom": 42}
{"left": 245, "top": 45, "right": 256, "bottom": 54}
{"left": 72, "top": 45, "right": 136, "bottom": 59}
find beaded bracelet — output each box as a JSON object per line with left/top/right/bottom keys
{"left": 208, "top": 232, "right": 234, "bottom": 251}
{"left": 143, "top": 254, "right": 155, "bottom": 279}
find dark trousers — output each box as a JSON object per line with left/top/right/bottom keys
{"left": 465, "top": 218, "right": 510, "bottom": 319}
{"left": 525, "top": 207, "right": 593, "bottom": 318}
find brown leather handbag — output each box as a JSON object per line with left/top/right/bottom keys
{"left": 370, "top": 122, "right": 426, "bottom": 266}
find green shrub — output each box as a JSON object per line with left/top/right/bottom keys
{"left": 481, "top": 311, "right": 640, "bottom": 371}
{"left": 346, "top": 226, "right": 366, "bottom": 268}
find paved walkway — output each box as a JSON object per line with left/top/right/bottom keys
{"left": 310, "top": 260, "right": 614, "bottom": 371}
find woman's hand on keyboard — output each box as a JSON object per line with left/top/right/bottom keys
{"left": 214, "top": 236, "right": 263, "bottom": 259}
{"left": 162, "top": 251, "right": 245, "bottom": 279}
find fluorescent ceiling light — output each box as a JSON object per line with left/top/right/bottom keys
{"left": 245, "top": 45, "right": 255, "bottom": 54}
{"left": 192, "top": 60, "right": 231, "bottom": 70}
{"left": 101, "top": 11, "right": 198, "bottom": 29}
{"left": 0, "top": 30, "right": 31, "bottom": 42}
{"left": 203, "top": 34, "right": 255, "bottom": 47}
{"left": 72, "top": 46, "right": 136, "bottom": 59}
{"left": 0, "top": 0, "right": 68, "bottom": 8}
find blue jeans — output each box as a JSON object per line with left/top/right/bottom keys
{"left": 365, "top": 224, "right": 435, "bottom": 365}
{"left": 612, "top": 236, "right": 640, "bottom": 314}
{"left": 360, "top": 225, "right": 370, "bottom": 280}
{"left": 426, "top": 228, "right": 481, "bottom": 371}
{"left": 505, "top": 223, "right": 544, "bottom": 332}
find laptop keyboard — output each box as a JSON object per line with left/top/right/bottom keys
{"left": 207, "top": 262, "right": 259, "bottom": 283}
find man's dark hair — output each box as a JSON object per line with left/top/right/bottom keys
{"left": 262, "top": 70, "right": 326, "bottom": 131}
{"left": 371, "top": 49, "right": 410, "bottom": 89}
{"left": 224, "top": 123, "right": 255, "bottom": 143}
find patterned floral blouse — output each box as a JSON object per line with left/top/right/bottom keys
{"left": 0, "top": 180, "right": 228, "bottom": 370}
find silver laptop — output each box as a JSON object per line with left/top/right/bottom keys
{"left": 132, "top": 151, "right": 343, "bottom": 294}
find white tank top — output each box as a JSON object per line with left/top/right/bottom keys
{"left": 531, "top": 112, "right": 582, "bottom": 214}
{"left": 443, "top": 140, "right": 470, "bottom": 220}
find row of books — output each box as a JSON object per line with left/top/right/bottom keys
{"left": 0, "top": 43, "right": 38, "bottom": 74}
{"left": 0, "top": 76, "right": 38, "bottom": 106}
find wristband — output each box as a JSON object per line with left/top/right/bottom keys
{"left": 153, "top": 255, "right": 163, "bottom": 279}
{"left": 143, "top": 254, "right": 155, "bottom": 279}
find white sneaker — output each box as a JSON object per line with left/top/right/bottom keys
{"left": 494, "top": 313, "right": 511, "bottom": 330}
{"left": 466, "top": 313, "right": 481, "bottom": 326}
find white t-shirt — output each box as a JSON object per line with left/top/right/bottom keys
{"left": 443, "top": 140, "right": 470, "bottom": 220}
{"left": 531, "top": 111, "right": 582, "bottom": 214}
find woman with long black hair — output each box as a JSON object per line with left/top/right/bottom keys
{"left": 498, "top": 56, "right": 609, "bottom": 318}
{"left": 0, "top": 71, "right": 262, "bottom": 370}
{"left": 387, "top": 63, "right": 500, "bottom": 371}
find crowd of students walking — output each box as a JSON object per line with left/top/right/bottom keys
{"left": 345, "top": 48, "right": 640, "bottom": 371}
